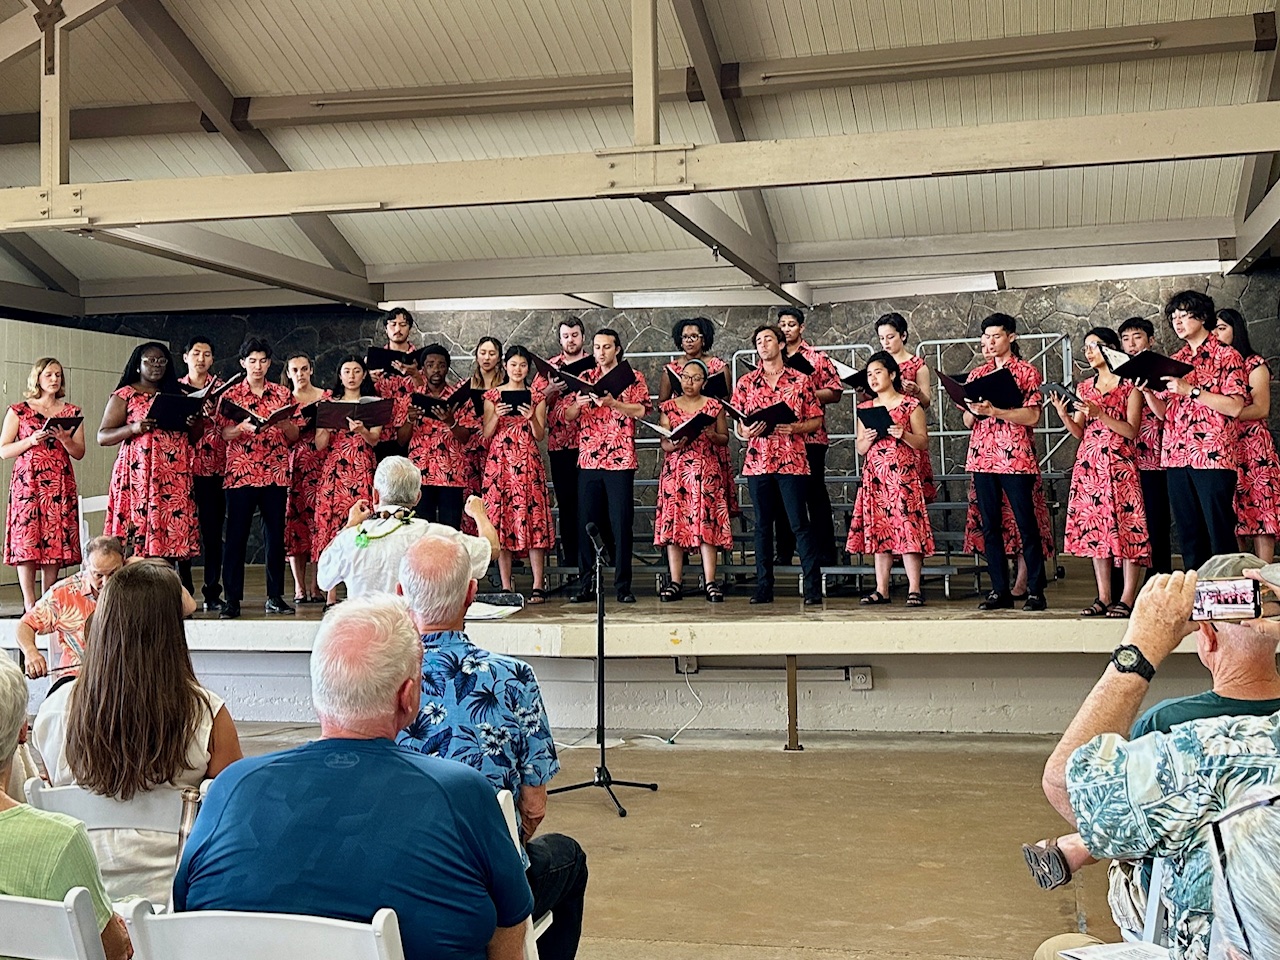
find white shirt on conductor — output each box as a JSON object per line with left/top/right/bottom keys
{"left": 316, "top": 507, "right": 492, "bottom": 598}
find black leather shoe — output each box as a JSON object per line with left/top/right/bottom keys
{"left": 616, "top": 592, "right": 636, "bottom": 604}
{"left": 749, "top": 592, "right": 774, "bottom": 605}
{"left": 803, "top": 596, "right": 823, "bottom": 606}
{"left": 977, "top": 591, "right": 1014, "bottom": 611}
{"left": 219, "top": 603, "right": 241, "bottom": 620}
{"left": 1023, "top": 594, "right": 1048, "bottom": 612}
{"left": 569, "top": 589, "right": 596, "bottom": 604}
{"left": 265, "top": 597, "right": 296, "bottom": 615}
{"left": 203, "top": 598, "right": 224, "bottom": 613}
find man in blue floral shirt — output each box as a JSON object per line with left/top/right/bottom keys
{"left": 397, "top": 534, "right": 588, "bottom": 960}
{"left": 1038, "top": 567, "right": 1280, "bottom": 960}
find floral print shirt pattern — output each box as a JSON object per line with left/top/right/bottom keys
{"left": 963, "top": 356, "right": 1043, "bottom": 475}
{"left": 789, "top": 341, "right": 843, "bottom": 446}
{"left": 575, "top": 368, "right": 651, "bottom": 471}
{"left": 1160, "top": 336, "right": 1247, "bottom": 471}
{"left": 19, "top": 573, "right": 96, "bottom": 679}
{"left": 732, "top": 366, "right": 820, "bottom": 476}
{"left": 178, "top": 375, "right": 227, "bottom": 477}
{"left": 216, "top": 381, "right": 299, "bottom": 488}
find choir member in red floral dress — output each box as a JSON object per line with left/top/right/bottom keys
{"left": 283, "top": 352, "right": 328, "bottom": 603}
{"left": 876, "top": 313, "right": 936, "bottom": 503}
{"left": 216, "top": 337, "right": 302, "bottom": 619}
{"left": 1160, "top": 290, "right": 1247, "bottom": 571}
{"left": 962, "top": 314, "right": 1049, "bottom": 611}
{"left": 481, "top": 346, "right": 553, "bottom": 602}
{"left": 461, "top": 337, "right": 503, "bottom": 534}
{"left": 1213, "top": 308, "right": 1280, "bottom": 562}
{"left": 1049, "top": 328, "right": 1149, "bottom": 618}
{"left": 846, "top": 352, "right": 933, "bottom": 607}
{"left": 1119, "top": 316, "right": 1172, "bottom": 574}
{"left": 657, "top": 316, "right": 739, "bottom": 518}
{"left": 312, "top": 356, "right": 383, "bottom": 605}
{"left": 562, "top": 329, "right": 651, "bottom": 603}
{"left": 733, "top": 324, "right": 824, "bottom": 605}
{"left": 777, "top": 308, "right": 842, "bottom": 568}
{"left": 177, "top": 337, "right": 228, "bottom": 612}
{"left": 654, "top": 359, "right": 732, "bottom": 603}
{"left": 396, "top": 344, "right": 475, "bottom": 530}
{"left": 97, "top": 342, "right": 200, "bottom": 564}
{"left": 2, "top": 358, "right": 85, "bottom": 610}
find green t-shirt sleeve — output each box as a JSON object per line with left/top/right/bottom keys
{"left": 46, "top": 823, "right": 114, "bottom": 932}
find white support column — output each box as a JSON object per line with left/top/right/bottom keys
{"left": 39, "top": 18, "right": 68, "bottom": 193}
{"left": 632, "top": 0, "right": 659, "bottom": 146}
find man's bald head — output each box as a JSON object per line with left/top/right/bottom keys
{"left": 398, "top": 535, "right": 476, "bottom": 630}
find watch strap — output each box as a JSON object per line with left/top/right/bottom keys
{"left": 1111, "top": 644, "right": 1156, "bottom": 682}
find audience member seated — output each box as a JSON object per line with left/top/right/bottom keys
{"left": 0, "top": 655, "right": 132, "bottom": 960}
{"left": 396, "top": 535, "right": 588, "bottom": 960}
{"left": 172, "top": 594, "right": 533, "bottom": 960}
{"left": 317, "top": 456, "right": 496, "bottom": 600}
{"left": 30, "top": 561, "right": 242, "bottom": 904}
{"left": 1037, "top": 570, "right": 1280, "bottom": 960}
{"left": 1024, "top": 553, "right": 1280, "bottom": 895}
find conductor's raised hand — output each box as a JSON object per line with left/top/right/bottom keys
{"left": 346, "top": 498, "right": 373, "bottom": 526}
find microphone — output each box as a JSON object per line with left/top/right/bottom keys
{"left": 585, "top": 521, "right": 605, "bottom": 555}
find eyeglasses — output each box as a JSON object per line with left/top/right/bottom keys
{"left": 1210, "top": 789, "right": 1280, "bottom": 958}
{"left": 680, "top": 374, "right": 706, "bottom": 383}
{"left": 681, "top": 333, "right": 703, "bottom": 341}
{"left": 140, "top": 356, "right": 168, "bottom": 366}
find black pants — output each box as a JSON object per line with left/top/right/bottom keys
{"left": 577, "top": 468, "right": 634, "bottom": 594}
{"left": 973, "top": 472, "right": 1047, "bottom": 597}
{"left": 415, "top": 485, "right": 464, "bottom": 529}
{"left": 1166, "top": 466, "right": 1237, "bottom": 572}
{"left": 222, "top": 484, "right": 287, "bottom": 605}
{"left": 1139, "top": 469, "right": 1174, "bottom": 575}
{"left": 526, "top": 833, "right": 588, "bottom": 960}
{"left": 775, "top": 444, "right": 837, "bottom": 566}
{"left": 749, "top": 474, "right": 821, "bottom": 600}
{"left": 178, "top": 473, "right": 225, "bottom": 602}
{"left": 548, "top": 449, "right": 580, "bottom": 564}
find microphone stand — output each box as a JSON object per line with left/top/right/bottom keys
{"left": 548, "top": 528, "right": 658, "bottom": 817}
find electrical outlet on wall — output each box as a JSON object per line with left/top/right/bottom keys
{"left": 848, "top": 666, "right": 873, "bottom": 690}
{"left": 676, "top": 656, "right": 699, "bottom": 675}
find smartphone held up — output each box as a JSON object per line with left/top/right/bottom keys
{"left": 1192, "top": 577, "right": 1262, "bottom": 622}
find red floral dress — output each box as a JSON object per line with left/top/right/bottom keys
{"left": 1235, "top": 355, "right": 1280, "bottom": 536}
{"left": 653, "top": 398, "right": 733, "bottom": 550}
{"left": 104, "top": 387, "right": 199, "bottom": 558}
{"left": 1063, "top": 379, "right": 1150, "bottom": 564}
{"left": 284, "top": 390, "right": 329, "bottom": 558}
{"left": 310, "top": 425, "right": 377, "bottom": 562}
{"left": 897, "top": 355, "right": 937, "bottom": 503}
{"left": 666, "top": 359, "right": 739, "bottom": 517}
{"left": 846, "top": 397, "right": 934, "bottom": 556}
{"left": 4, "top": 402, "right": 81, "bottom": 566}
{"left": 962, "top": 477, "right": 1055, "bottom": 558}
{"left": 481, "top": 388, "right": 554, "bottom": 554}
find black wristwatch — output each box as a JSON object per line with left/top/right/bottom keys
{"left": 1190, "top": 387, "right": 1202, "bottom": 401}
{"left": 1111, "top": 644, "right": 1156, "bottom": 682}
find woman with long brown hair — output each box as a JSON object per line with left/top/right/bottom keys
{"left": 32, "top": 561, "right": 243, "bottom": 903}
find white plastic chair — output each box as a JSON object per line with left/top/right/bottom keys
{"left": 496, "top": 789, "right": 553, "bottom": 960}
{"left": 1118, "top": 857, "right": 1169, "bottom": 947}
{"left": 0, "top": 887, "right": 106, "bottom": 960}
{"left": 120, "top": 900, "right": 405, "bottom": 960}
{"left": 77, "top": 495, "right": 110, "bottom": 558}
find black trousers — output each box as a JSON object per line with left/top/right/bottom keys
{"left": 1139, "top": 469, "right": 1174, "bottom": 575}
{"left": 222, "top": 484, "right": 287, "bottom": 605}
{"left": 548, "top": 449, "right": 580, "bottom": 564}
{"left": 526, "top": 833, "right": 588, "bottom": 960}
{"left": 577, "top": 468, "right": 634, "bottom": 594}
{"left": 415, "top": 485, "right": 464, "bottom": 530}
{"left": 178, "top": 473, "right": 225, "bottom": 602}
{"left": 775, "top": 444, "right": 837, "bottom": 566}
{"left": 972, "top": 471, "right": 1047, "bottom": 597}
{"left": 749, "top": 473, "right": 821, "bottom": 600}
{"left": 1166, "top": 466, "right": 1237, "bottom": 572}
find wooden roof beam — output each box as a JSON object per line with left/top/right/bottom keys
{"left": 0, "top": 0, "right": 121, "bottom": 65}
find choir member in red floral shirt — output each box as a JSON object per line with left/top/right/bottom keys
{"left": 536, "top": 317, "right": 589, "bottom": 565}
{"left": 177, "top": 337, "right": 227, "bottom": 612}
{"left": 395, "top": 344, "right": 474, "bottom": 529}
{"left": 370, "top": 306, "right": 423, "bottom": 459}
{"left": 562, "top": 329, "right": 651, "bottom": 604}
{"left": 962, "top": 314, "right": 1048, "bottom": 612}
{"left": 216, "top": 338, "right": 302, "bottom": 619}
{"left": 775, "top": 308, "right": 843, "bottom": 568}
{"left": 733, "top": 324, "right": 825, "bottom": 606}
{"left": 1160, "top": 290, "right": 1246, "bottom": 570}
{"left": 1118, "top": 316, "right": 1172, "bottom": 574}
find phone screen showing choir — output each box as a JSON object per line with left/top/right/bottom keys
{"left": 1191, "top": 577, "right": 1261, "bottom": 621}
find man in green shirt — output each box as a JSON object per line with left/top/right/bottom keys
{"left": 0, "top": 655, "right": 131, "bottom": 960}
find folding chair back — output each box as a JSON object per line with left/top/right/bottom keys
{"left": 0, "top": 887, "right": 106, "bottom": 960}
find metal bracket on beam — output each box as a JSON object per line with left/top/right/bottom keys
{"left": 595, "top": 144, "right": 695, "bottom": 198}
{"left": 30, "top": 0, "right": 65, "bottom": 74}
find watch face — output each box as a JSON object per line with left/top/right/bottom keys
{"left": 1116, "top": 649, "right": 1139, "bottom": 669}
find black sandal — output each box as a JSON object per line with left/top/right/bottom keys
{"left": 528, "top": 588, "right": 548, "bottom": 605}
{"left": 1022, "top": 838, "right": 1073, "bottom": 890}
{"left": 659, "top": 582, "right": 684, "bottom": 602}
{"left": 906, "top": 592, "right": 925, "bottom": 607}
{"left": 1079, "top": 598, "right": 1108, "bottom": 617}
{"left": 1106, "top": 601, "right": 1132, "bottom": 619}
{"left": 705, "top": 580, "right": 724, "bottom": 603}
{"left": 860, "top": 591, "right": 891, "bottom": 605}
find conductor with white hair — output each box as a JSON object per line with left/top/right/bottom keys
{"left": 316, "top": 455, "right": 497, "bottom": 602}
{"left": 396, "top": 534, "right": 589, "bottom": 960}
{"left": 172, "top": 595, "right": 534, "bottom": 960}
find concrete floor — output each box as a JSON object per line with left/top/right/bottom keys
{"left": 238, "top": 724, "right": 1118, "bottom": 960}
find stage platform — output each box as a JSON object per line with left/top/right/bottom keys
{"left": 1, "top": 557, "right": 1209, "bottom": 741}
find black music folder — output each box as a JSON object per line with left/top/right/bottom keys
{"left": 783, "top": 352, "right": 815, "bottom": 376}
{"left": 1102, "top": 347, "right": 1194, "bottom": 383}
{"left": 42, "top": 415, "right": 84, "bottom": 433}
{"left": 1041, "top": 382, "right": 1085, "bottom": 407}
{"left": 937, "top": 368, "right": 1024, "bottom": 411}
{"left": 589, "top": 361, "right": 637, "bottom": 399}
{"left": 219, "top": 399, "right": 299, "bottom": 430}
{"left": 148, "top": 393, "right": 205, "bottom": 432}
{"left": 724, "top": 400, "right": 798, "bottom": 436}
{"left": 532, "top": 354, "right": 594, "bottom": 387}
{"left": 856, "top": 405, "right": 894, "bottom": 437}
{"left": 181, "top": 372, "right": 244, "bottom": 402}
{"left": 828, "top": 355, "right": 869, "bottom": 392}
{"left": 366, "top": 346, "right": 428, "bottom": 374}
{"left": 637, "top": 410, "right": 717, "bottom": 444}
{"left": 316, "top": 397, "right": 395, "bottom": 430}
{"left": 495, "top": 389, "right": 532, "bottom": 414}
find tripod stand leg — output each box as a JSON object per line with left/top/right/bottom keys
{"left": 547, "top": 781, "right": 596, "bottom": 795}
{"left": 610, "top": 779, "right": 658, "bottom": 791}
{"left": 602, "top": 783, "right": 627, "bottom": 817}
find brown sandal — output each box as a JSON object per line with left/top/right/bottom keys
{"left": 1022, "top": 838, "right": 1072, "bottom": 890}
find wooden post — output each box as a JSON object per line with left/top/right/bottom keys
{"left": 784, "top": 654, "right": 803, "bottom": 751}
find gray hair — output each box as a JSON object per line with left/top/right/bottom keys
{"left": 309, "top": 594, "right": 421, "bottom": 728}
{"left": 398, "top": 535, "right": 472, "bottom": 625}
{"left": 374, "top": 456, "right": 422, "bottom": 508}
{"left": 85, "top": 535, "right": 124, "bottom": 560}
{"left": 1211, "top": 787, "right": 1280, "bottom": 960}
{"left": 0, "top": 655, "right": 29, "bottom": 763}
